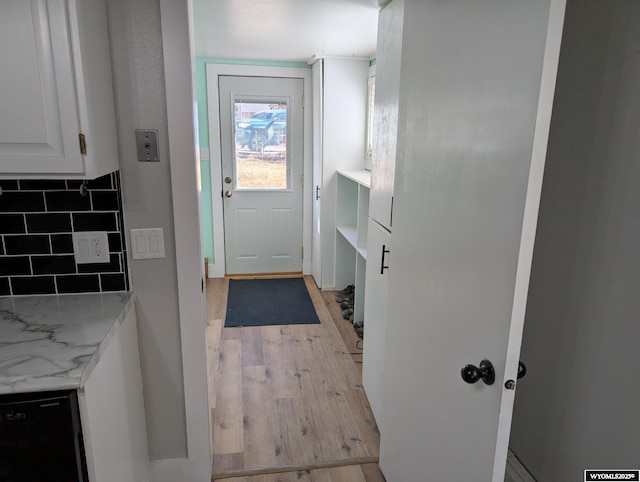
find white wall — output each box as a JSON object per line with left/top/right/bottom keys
{"left": 510, "top": 0, "right": 640, "bottom": 479}
{"left": 107, "top": 0, "right": 188, "bottom": 460}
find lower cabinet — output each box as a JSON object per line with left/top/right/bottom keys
{"left": 362, "top": 218, "right": 391, "bottom": 427}
{"left": 78, "top": 306, "right": 150, "bottom": 482}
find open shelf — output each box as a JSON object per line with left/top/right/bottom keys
{"left": 337, "top": 225, "right": 358, "bottom": 249}
{"left": 335, "top": 170, "right": 371, "bottom": 324}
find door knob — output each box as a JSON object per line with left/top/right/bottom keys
{"left": 517, "top": 361, "right": 527, "bottom": 379}
{"left": 224, "top": 190, "right": 232, "bottom": 198}
{"left": 461, "top": 359, "right": 495, "bottom": 385}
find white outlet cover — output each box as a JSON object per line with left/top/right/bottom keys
{"left": 72, "top": 231, "right": 110, "bottom": 264}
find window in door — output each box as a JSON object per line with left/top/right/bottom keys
{"left": 233, "top": 100, "right": 289, "bottom": 190}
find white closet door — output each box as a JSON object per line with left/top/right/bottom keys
{"left": 378, "top": 0, "right": 566, "bottom": 480}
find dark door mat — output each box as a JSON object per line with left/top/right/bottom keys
{"left": 225, "top": 278, "right": 321, "bottom": 327}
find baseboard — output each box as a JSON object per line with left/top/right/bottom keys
{"left": 208, "top": 261, "right": 225, "bottom": 278}
{"left": 208, "top": 261, "right": 310, "bottom": 278}
{"left": 225, "top": 272, "right": 303, "bottom": 279}
{"left": 148, "top": 457, "right": 210, "bottom": 482}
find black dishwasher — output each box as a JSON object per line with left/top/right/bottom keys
{"left": 0, "top": 390, "right": 88, "bottom": 482}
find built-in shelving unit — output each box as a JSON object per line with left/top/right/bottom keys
{"left": 335, "top": 169, "right": 370, "bottom": 324}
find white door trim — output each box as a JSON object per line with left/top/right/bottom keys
{"left": 154, "top": 1, "right": 211, "bottom": 481}
{"left": 491, "top": 0, "right": 566, "bottom": 478}
{"left": 206, "top": 63, "right": 313, "bottom": 277}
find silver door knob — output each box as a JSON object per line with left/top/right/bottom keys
{"left": 224, "top": 190, "right": 232, "bottom": 198}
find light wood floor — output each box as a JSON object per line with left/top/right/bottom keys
{"left": 206, "top": 276, "right": 384, "bottom": 481}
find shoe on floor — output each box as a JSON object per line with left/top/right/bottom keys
{"left": 340, "top": 300, "right": 353, "bottom": 310}
{"left": 334, "top": 284, "right": 355, "bottom": 302}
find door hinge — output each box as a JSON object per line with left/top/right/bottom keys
{"left": 390, "top": 196, "right": 394, "bottom": 227}
{"left": 301, "top": 246, "right": 304, "bottom": 259}
{"left": 301, "top": 174, "right": 304, "bottom": 187}
{"left": 79, "top": 134, "right": 87, "bottom": 155}
{"left": 302, "top": 95, "right": 305, "bottom": 109}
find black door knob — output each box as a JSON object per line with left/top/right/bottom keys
{"left": 461, "top": 359, "right": 495, "bottom": 385}
{"left": 518, "top": 361, "right": 527, "bottom": 379}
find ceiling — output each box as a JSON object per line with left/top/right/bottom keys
{"left": 191, "top": 0, "right": 380, "bottom": 62}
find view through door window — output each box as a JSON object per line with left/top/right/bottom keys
{"left": 234, "top": 101, "right": 289, "bottom": 190}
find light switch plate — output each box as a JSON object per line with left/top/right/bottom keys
{"left": 131, "top": 228, "right": 165, "bottom": 259}
{"left": 200, "top": 148, "right": 210, "bottom": 160}
{"left": 72, "top": 231, "right": 110, "bottom": 264}
{"left": 135, "top": 129, "right": 159, "bottom": 162}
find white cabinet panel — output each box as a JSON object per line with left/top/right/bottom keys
{"left": 369, "top": 0, "right": 404, "bottom": 230}
{"left": 311, "top": 58, "right": 369, "bottom": 289}
{"left": 362, "top": 218, "right": 391, "bottom": 427}
{"left": 0, "top": 0, "right": 118, "bottom": 179}
{"left": 78, "top": 307, "right": 150, "bottom": 482}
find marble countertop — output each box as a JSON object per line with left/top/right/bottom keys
{"left": 0, "top": 292, "right": 135, "bottom": 395}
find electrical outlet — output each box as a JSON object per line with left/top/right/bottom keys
{"left": 72, "top": 232, "right": 110, "bottom": 264}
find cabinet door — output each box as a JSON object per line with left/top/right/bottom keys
{"left": 0, "top": 1, "right": 83, "bottom": 174}
{"left": 362, "top": 218, "right": 391, "bottom": 427}
{"left": 78, "top": 308, "right": 150, "bottom": 481}
{"left": 369, "top": 0, "right": 404, "bottom": 230}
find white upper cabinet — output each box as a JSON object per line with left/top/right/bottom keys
{"left": 369, "top": 0, "right": 404, "bottom": 230}
{"left": 0, "top": 0, "right": 118, "bottom": 179}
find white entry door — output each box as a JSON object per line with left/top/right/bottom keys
{"left": 219, "top": 76, "right": 304, "bottom": 275}
{"left": 376, "top": 0, "right": 566, "bottom": 481}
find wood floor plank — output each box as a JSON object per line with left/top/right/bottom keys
{"left": 213, "top": 338, "right": 244, "bottom": 456}
{"left": 208, "top": 276, "right": 382, "bottom": 479}
{"left": 240, "top": 327, "right": 265, "bottom": 367}
{"left": 213, "top": 453, "right": 245, "bottom": 473}
{"left": 207, "top": 317, "right": 224, "bottom": 411}
{"left": 208, "top": 277, "right": 229, "bottom": 320}
{"left": 273, "top": 397, "right": 308, "bottom": 467}
{"left": 242, "top": 364, "right": 277, "bottom": 469}
{"left": 261, "top": 326, "right": 299, "bottom": 400}
{"left": 320, "top": 289, "right": 364, "bottom": 374}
